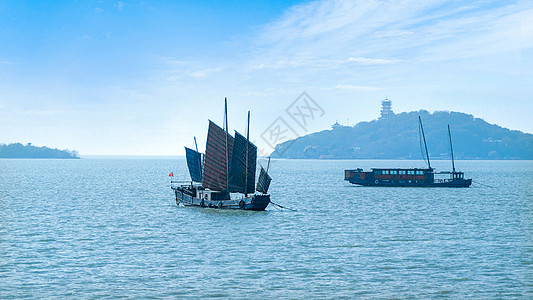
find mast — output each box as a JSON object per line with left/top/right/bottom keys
{"left": 419, "top": 116, "right": 431, "bottom": 170}
{"left": 194, "top": 136, "right": 202, "bottom": 175}
{"left": 266, "top": 156, "right": 271, "bottom": 173}
{"left": 224, "top": 98, "right": 229, "bottom": 195}
{"left": 245, "top": 111, "right": 250, "bottom": 197}
{"left": 448, "top": 124, "right": 456, "bottom": 173}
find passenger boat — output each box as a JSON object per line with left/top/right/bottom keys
{"left": 171, "top": 99, "right": 272, "bottom": 210}
{"left": 344, "top": 116, "right": 472, "bottom": 187}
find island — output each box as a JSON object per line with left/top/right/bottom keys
{"left": 0, "top": 143, "right": 80, "bottom": 159}
{"left": 272, "top": 110, "right": 533, "bottom": 160}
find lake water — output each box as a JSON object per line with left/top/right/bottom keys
{"left": 1, "top": 158, "right": 532, "bottom": 298}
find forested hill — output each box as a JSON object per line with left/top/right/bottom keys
{"left": 272, "top": 110, "right": 533, "bottom": 160}
{"left": 0, "top": 143, "right": 80, "bottom": 159}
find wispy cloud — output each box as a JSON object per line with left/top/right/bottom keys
{"left": 255, "top": 60, "right": 303, "bottom": 70}
{"left": 252, "top": 56, "right": 402, "bottom": 70}
{"left": 336, "top": 84, "right": 379, "bottom": 91}
{"left": 161, "top": 57, "right": 187, "bottom": 65}
{"left": 253, "top": 0, "right": 532, "bottom": 67}
{"left": 346, "top": 57, "right": 402, "bottom": 65}
{"left": 374, "top": 30, "right": 413, "bottom": 38}
{"left": 189, "top": 67, "right": 222, "bottom": 78}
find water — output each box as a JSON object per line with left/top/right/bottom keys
{"left": 1, "top": 158, "right": 532, "bottom": 298}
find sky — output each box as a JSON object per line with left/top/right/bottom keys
{"left": 0, "top": 0, "right": 532, "bottom": 155}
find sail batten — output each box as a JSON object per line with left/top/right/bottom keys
{"left": 228, "top": 131, "right": 257, "bottom": 194}
{"left": 202, "top": 120, "right": 234, "bottom": 191}
{"left": 185, "top": 147, "right": 203, "bottom": 182}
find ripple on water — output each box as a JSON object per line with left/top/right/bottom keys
{"left": 0, "top": 158, "right": 532, "bottom": 298}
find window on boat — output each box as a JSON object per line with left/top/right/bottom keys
{"left": 390, "top": 170, "right": 397, "bottom": 175}
{"left": 383, "top": 170, "right": 389, "bottom": 174}
{"left": 374, "top": 170, "right": 380, "bottom": 174}
{"left": 399, "top": 170, "right": 406, "bottom": 175}
{"left": 407, "top": 170, "right": 415, "bottom": 175}
{"left": 416, "top": 171, "right": 424, "bottom": 175}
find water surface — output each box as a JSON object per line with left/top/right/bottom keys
{"left": 1, "top": 158, "right": 532, "bottom": 298}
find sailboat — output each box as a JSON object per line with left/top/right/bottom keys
{"left": 171, "top": 99, "right": 272, "bottom": 210}
{"left": 344, "top": 116, "right": 472, "bottom": 187}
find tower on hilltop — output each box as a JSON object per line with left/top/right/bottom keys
{"left": 380, "top": 98, "right": 394, "bottom": 119}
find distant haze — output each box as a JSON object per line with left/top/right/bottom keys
{"left": 0, "top": 1, "right": 531, "bottom": 155}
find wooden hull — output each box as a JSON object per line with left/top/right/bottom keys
{"left": 172, "top": 187, "right": 270, "bottom": 211}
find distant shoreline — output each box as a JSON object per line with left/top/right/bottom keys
{"left": 81, "top": 155, "right": 185, "bottom": 159}
{"left": 0, "top": 143, "right": 79, "bottom": 159}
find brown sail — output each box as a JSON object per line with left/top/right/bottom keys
{"left": 202, "top": 120, "right": 234, "bottom": 191}
{"left": 228, "top": 131, "right": 257, "bottom": 194}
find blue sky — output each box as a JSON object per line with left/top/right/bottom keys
{"left": 1, "top": 0, "right": 532, "bottom": 155}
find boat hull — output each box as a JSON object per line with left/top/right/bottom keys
{"left": 172, "top": 187, "right": 270, "bottom": 211}
{"left": 347, "top": 178, "right": 472, "bottom": 187}
{"left": 345, "top": 168, "right": 472, "bottom": 188}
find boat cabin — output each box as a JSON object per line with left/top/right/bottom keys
{"left": 345, "top": 168, "right": 434, "bottom": 185}
{"left": 196, "top": 189, "right": 228, "bottom": 201}
{"left": 433, "top": 171, "right": 466, "bottom": 183}
{"left": 174, "top": 183, "right": 229, "bottom": 201}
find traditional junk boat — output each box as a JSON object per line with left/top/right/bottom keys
{"left": 344, "top": 116, "right": 472, "bottom": 187}
{"left": 171, "top": 99, "right": 272, "bottom": 210}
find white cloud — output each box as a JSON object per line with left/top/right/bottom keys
{"left": 162, "top": 57, "right": 187, "bottom": 65}
{"left": 189, "top": 68, "right": 222, "bottom": 78}
{"left": 346, "top": 57, "right": 402, "bottom": 65}
{"left": 374, "top": 30, "right": 413, "bottom": 38}
{"left": 252, "top": 56, "right": 401, "bottom": 71}
{"left": 336, "top": 84, "right": 379, "bottom": 91}
{"left": 255, "top": 60, "right": 303, "bottom": 70}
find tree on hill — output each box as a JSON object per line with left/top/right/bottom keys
{"left": 272, "top": 110, "right": 533, "bottom": 160}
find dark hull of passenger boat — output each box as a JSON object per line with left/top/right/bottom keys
{"left": 347, "top": 178, "right": 472, "bottom": 187}
{"left": 172, "top": 187, "right": 270, "bottom": 211}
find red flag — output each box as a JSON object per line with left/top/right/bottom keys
{"left": 169, "top": 172, "right": 173, "bottom": 177}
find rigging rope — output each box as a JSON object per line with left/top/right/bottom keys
{"left": 270, "top": 201, "right": 297, "bottom": 211}
{"left": 418, "top": 122, "right": 429, "bottom": 168}
{"left": 472, "top": 180, "right": 495, "bottom": 188}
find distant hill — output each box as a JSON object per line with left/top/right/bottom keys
{"left": 272, "top": 110, "right": 533, "bottom": 160}
{"left": 0, "top": 143, "right": 80, "bottom": 159}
